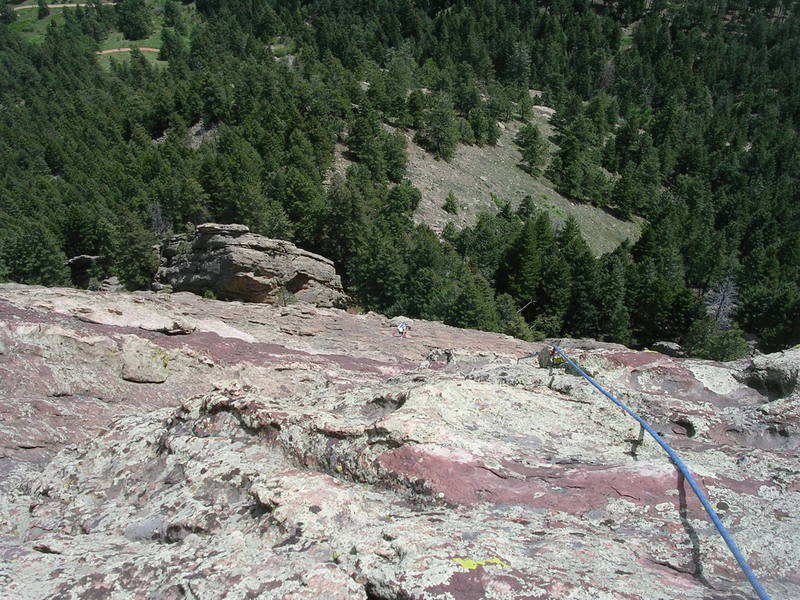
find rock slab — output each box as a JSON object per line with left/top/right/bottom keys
{"left": 154, "top": 223, "right": 348, "bottom": 307}
{"left": 0, "top": 284, "right": 798, "bottom": 600}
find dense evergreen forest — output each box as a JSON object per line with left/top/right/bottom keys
{"left": 1, "top": 0, "right": 799, "bottom": 357}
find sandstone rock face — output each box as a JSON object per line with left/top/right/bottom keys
{"left": 121, "top": 337, "right": 170, "bottom": 383}
{"left": 1, "top": 284, "right": 798, "bottom": 600}
{"left": 739, "top": 346, "right": 800, "bottom": 400}
{"left": 653, "top": 340, "right": 686, "bottom": 358}
{"left": 154, "top": 223, "right": 348, "bottom": 308}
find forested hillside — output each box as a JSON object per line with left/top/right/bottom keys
{"left": 1, "top": 0, "right": 798, "bottom": 356}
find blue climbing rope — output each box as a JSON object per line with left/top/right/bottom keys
{"left": 552, "top": 346, "right": 772, "bottom": 600}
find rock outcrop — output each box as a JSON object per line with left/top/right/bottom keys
{"left": 652, "top": 340, "right": 686, "bottom": 358}
{"left": 65, "top": 254, "right": 102, "bottom": 288}
{"left": 1, "top": 284, "right": 798, "bottom": 600}
{"left": 154, "top": 223, "right": 348, "bottom": 308}
{"left": 739, "top": 346, "right": 800, "bottom": 400}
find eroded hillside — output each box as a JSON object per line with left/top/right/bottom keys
{"left": 331, "top": 106, "right": 641, "bottom": 256}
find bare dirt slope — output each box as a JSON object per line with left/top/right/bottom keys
{"left": 407, "top": 112, "right": 642, "bottom": 255}
{"left": 333, "top": 106, "right": 642, "bottom": 256}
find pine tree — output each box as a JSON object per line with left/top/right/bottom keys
{"left": 452, "top": 67, "right": 481, "bottom": 114}
{"left": 598, "top": 254, "right": 631, "bottom": 344}
{"left": 610, "top": 168, "right": 639, "bottom": 219}
{"left": 467, "top": 105, "right": 493, "bottom": 147}
{"left": 487, "top": 82, "right": 513, "bottom": 122}
{"left": 515, "top": 123, "right": 547, "bottom": 175}
{"left": 271, "top": 167, "right": 325, "bottom": 246}
{"left": 347, "top": 112, "right": 386, "bottom": 180}
{"left": 558, "top": 217, "right": 599, "bottom": 338}
{"left": 160, "top": 28, "right": 187, "bottom": 62}
{"left": 287, "top": 128, "right": 319, "bottom": 179}
{"left": 496, "top": 293, "right": 535, "bottom": 340}
{"left": 116, "top": 0, "right": 153, "bottom": 40}
{"left": 403, "top": 227, "right": 456, "bottom": 318}
{"left": 350, "top": 224, "right": 408, "bottom": 313}
{"left": 163, "top": 0, "right": 185, "bottom": 33}
{"left": 152, "top": 174, "right": 210, "bottom": 228}
{"left": 518, "top": 92, "right": 534, "bottom": 122}
{"left": 406, "top": 89, "right": 428, "bottom": 129}
{"left": 113, "top": 214, "right": 158, "bottom": 290}
{"left": 457, "top": 212, "right": 522, "bottom": 286}
{"left": 37, "top": 0, "right": 50, "bottom": 20}
{"left": 504, "top": 217, "right": 544, "bottom": 309}
{"left": 418, "top": 93, "right": 459, "bottom": 161}
{"left": 383, "top": 131, "right": 408, "bottom": 183}
{"left": 320, "top": 174, "right": 367, "bottom": 281}
{"left": 546, "top": 133, "right": 585, "bottom": 199}
{"left": 445, "top": 271, "right": 500, "bottom": 332}
{"left": 383, "top": 181, "right": 421, "bottom": 216}
{"left": 442, "top": 191, "right": 458, "bottom": 215}
{"left": 206, "top": 128, "right": 287, "bottom": 237}
{"left": 533, "top": 252, "right": 571, "bottom": 336}
{"left": 1, "top": 220, "right": 68, "bottom": 287}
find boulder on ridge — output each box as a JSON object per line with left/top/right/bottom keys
{"left": 738, "top": 346, "right": 800, "bottom": 400}
{"left": 652, "top": 340, "right": 686, "bottom": 357}
{"left": 154, "top": 223, "right": 348, "bottom": 308}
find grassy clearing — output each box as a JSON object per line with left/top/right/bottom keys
{"left": 95, "top": 48, "right": 165, "bottom": 70}
{"left": 270, "top": 37, "right": 297, "bottom": 57}
{"left": 7, "top": 1, "right": 166, "bottom": 62}
{"left": 97, "top": 26, "right": 162, "bottom": 52}
{"left": 376, "top": 108, "right": 642, "bottom": 256}
{"left": 6, "top": 2, "right": 200, "bottom": 72}
{"left": 8, "top": 6, "right": 70, "bottom": 43}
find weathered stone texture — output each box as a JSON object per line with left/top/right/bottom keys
{"left": 0, "top": 284, "right": 798, "bottom": 600}
{"left": 739, "top": 346, "right": 800, "bottom": 400}
{"left": 154, "top": 223, "right": 348, "bottom": 308}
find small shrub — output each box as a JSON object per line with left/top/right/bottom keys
{"left": 530, "top": 329, "right": 546, "bottom": 342}
{"left": 456, "top": 118, "right": 475, "bottom": 145}
{"left": 443, "top": 192, "right": 459, "bottom": 215}
{"left": 442, "top": 222, "right": 460, "bottom": 243}
{"left": 0, "top": 6, "right": 17, "bottom": 24}
{"left": 496, "top": 293, "right": 535, "bottom": 341}
{"left": 703, "top": 329, "right": 749, "bottom": 361}
{"left": 202, "top": 289, "right": 217, "bottom": 300}
{"left": 275, "top": 286, "right": 296, "bottom": 307}
{"left": 532, "top": 314, "right": 563, "bottom": 337}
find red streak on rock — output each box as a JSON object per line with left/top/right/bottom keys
{"left": 600, "top": 351, "right": 666, "bottom": 369}
{"left": 427, "top": 569, "right": 488, "bottom": 599}
{"left": 426, "top": 569, "right": 532, "bottom": 600}
{"left": 379, "top": 446, "right": 685, "bottom": 514}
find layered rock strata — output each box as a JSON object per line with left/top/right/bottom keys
{"left": 154, "top": 223, "right": 348, "bottom": 308}
{"left": 0, "top": 284, "right": 798, "bottom": 599}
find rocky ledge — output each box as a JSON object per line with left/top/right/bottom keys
{"left": 154, "top": 223, "right": 348, "bottom": 308}
{"left": 0, "top": 284, "right": 797, "bottom": 599}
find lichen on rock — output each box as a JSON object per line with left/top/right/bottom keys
{"left": 0, "top": 284, "right": 798, "bottom": 600}
{"left": 154, "top": 223, "right": 348, "bottom": 308}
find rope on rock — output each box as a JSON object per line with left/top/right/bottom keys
{"left": 552, "top": 346, "right": 772, "bottom": 600}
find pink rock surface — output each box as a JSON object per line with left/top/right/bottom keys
{"left": 0, "top": 284, "right": 798, "bottom": 599}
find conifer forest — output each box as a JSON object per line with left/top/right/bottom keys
{"left": 2, "top": 0, "right": 799, "bottom": 357}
